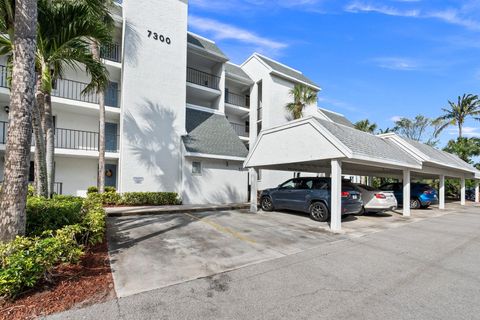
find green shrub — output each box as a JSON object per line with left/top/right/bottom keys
{"left": 121, "top": 192, "right": 181, "bottom": 206}
{"left": 26, "top": 196, "right": 84, "bottom": 236}
{"left": 104, "top": 186, "right": 116, "bottom": 193}
{"left": 81, "top": 195, "right": 107, "bottom": 245}
{"left": 0, "top": 225, "right": 83, "bottom": 298}
{"left": 87, "top": 186, "right": 98, "bottom": 194}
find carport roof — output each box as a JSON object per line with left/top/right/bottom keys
{"left": 244, "top": 116, "right": 422, "bottom": 171}
{"left": 380, "top": 133, "right": 480, "bottom": 176}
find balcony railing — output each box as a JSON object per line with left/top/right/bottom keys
{"left": 0, "top": 121, "right": 119, "bottom": 152}
{"left": 230, "top": 122, "right": 249, "bottom": 138}
{"left": 186, "top": 67, "right": 220, "bottom": 90}
{"left": 0, "top": 181, "right": 63, "bottom": 195}
{"left": 101, "top": 42, "right": 121, "bottom": 63}
{"left": 225, "top": 91, "right": 249, "bottom": 108}
{"left": 0, "top": 65, "right": 120, "bottom": 108}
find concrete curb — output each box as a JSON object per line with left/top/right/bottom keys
{"left": 106, "top": 203, "right": 250, "bottom": 217}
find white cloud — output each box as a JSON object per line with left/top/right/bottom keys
{"left": 390, "top": 115, "right": 402, "bottom": 122}
{"left": 372, "top": 57, "right": 420, "bottom": 71}
{"left": 345, "top": 2, "right": 420, "bottom": 17}
{"left": 448, "top": 126, "right": 480, "bottom": 137}
{"left": 188, "top": 15, "right": 288, "bottom": 54}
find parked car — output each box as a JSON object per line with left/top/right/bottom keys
{"left": 260, "top": 177, "right": 363, "bottom": 222}
{"left": 354, "top": 184, "right": 397, "bottom": 213}
{"left": 466, "top": 188, "right": 476, "bottom": 201}
{"left": 379, "top": 182, "right": 438, "bottom": 209}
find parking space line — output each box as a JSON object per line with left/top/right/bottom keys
{"left": 182, "top": 212, "right": 257, "bottom": 244}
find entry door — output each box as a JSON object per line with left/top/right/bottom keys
{"left": 105, "top": 82, "right": 119, "bottom": 107}
{"left": 105, "top": 122, "right": 118, "bottom": 152}
{"left": 105, "top": 164, "right": 117, "bottom": 188}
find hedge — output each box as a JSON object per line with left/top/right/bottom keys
{"left": 86, "top": 187, "right": 181, "bottom": 206}
{"left": 0, "top": 195, "right": 106, "bottom": 298}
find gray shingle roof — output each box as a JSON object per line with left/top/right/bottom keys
{"left": 403, "top": 138, "right": 478, "bottom": 172}
{"left": 255, "top": 54, "right": 320, "bottom": 89}
{"left": 225, "top": 63, "right": 253, "bottom": 83}
{"left": 319, "top": 109, "right": 354, "bottom": 128}
{"left": 187, "top": 33, "right": 228, "bottom": 60}
{"left": 183, "top": 108, "right": 249, "bottom": 158}
{"left": 315, "top": 118, "right": 420, "bottom": 166}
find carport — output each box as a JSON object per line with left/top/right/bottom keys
{"left": 244, "top": 117, "right": 480, "bottom": 232}
{"left": 380, "top": 133, "right": 480, "bottom": 209}
{"left": 244, "top": 117, "right": 423, "bottom": 232}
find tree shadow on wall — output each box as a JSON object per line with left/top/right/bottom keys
{"left": 123, "top": 100, "right": 179, "bottom": 191}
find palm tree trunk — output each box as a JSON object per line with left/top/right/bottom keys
{"left": 0, "top": 0, "right": 37, "bottom": 242}
{"left": 458, "top": 124, "right": 462, "bottom": 139}
{"left": 33, "top": 77, "right": 48, "bottom": 197}
{"left": 92, "top": 43, "right": 106, "bottom": 193}
{"left": 44, "top": 93, "right": 55, "bottom": 197}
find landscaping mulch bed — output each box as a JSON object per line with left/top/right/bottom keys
{"left": 0, "top": 240, "right": 116, "bottom": 320}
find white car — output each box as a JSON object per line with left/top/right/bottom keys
{"left": 355, "top": 184, "right": 397, "bottom": 213}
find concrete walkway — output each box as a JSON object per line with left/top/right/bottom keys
{"left": 47, "top": 204, "right": 480, "bottom": 319}
{"left": 106, "top": 203, "right": 249, "bottom": 217}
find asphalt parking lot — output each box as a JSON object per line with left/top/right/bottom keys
{"left": 107, "top": 203, "right": 461, "bottom": 298}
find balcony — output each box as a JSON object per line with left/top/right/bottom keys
{"left": 0, "top": 121, "right": 119, "bottom": 152}
{"left": 186, "top": 67, "right": 220, "bottom": 90}
{"left": 101, "top": 42, "right": 121, "bottom": 63}
{"left": 230, "top": 122, "right": 249, "bottom": 139}
{"left": 225, "top": 91, "right": 249, "bottom": 108}
{"left": 0, "top": 181, "right": 63, "bottom": 195}
{"left": 0, "top": 65, "right": 120, "bottom": 108}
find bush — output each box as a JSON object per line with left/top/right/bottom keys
{"left": 81, "top": 195, "right": 107, "bottom": 245}
{"left": 104, "top": 186, "right": 116, "bottom": 193}
{"left": 0, "top": 225, "right": 83, "bottom": 298}
{"left": 121, "top": 192, "right": 181, "bottom": 206}
{"left": 87, "top": 186, "right": 98, "bottom": 194}
{"left": 26, "top": 196, "right": 84, "bottom": 236}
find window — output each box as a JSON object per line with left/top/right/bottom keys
{"left": 279, "top": 179, "right": 296, "bottom": 189}
{"left": 313, "top": 179, "right": 329, "bottom": 190}
{"left": 257, "top": 169, "right": 262, "bottom": 181}
{"left": 192, "top": 161, "right": 202, "bottom": 175}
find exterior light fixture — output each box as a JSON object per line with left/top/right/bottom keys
{"left": 4, "top": 106, "right": 9, "bottom": 113}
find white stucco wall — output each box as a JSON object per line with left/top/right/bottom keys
{"left": 55, "top": 157, "right": 98, "bottom": 196}
{"left": 182, "top": 157, "right": 248, "bottom": 204}
{"left": 119, "top": 0, "right": 188, "bottom": 193}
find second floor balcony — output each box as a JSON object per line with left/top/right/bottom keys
{"left": 225, "top": 91, "right": 250, "bottom": 109}
{"left": 186, "top": 67, "right": 220, "bottom": 90}
{"left": 230, "top": 122, "right": 249, "bottom": 138}
{"left": 101, "top": 42, "right": 121, "bottom": 63}
{"left": 0, "top": 65, "right": 120, "bottom": 108}
{"left": 0, "top": 121, "right": 119, "bottom": 153}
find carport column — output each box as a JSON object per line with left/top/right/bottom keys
{"left": 475, "top": 181, "right": 480, "bottom": 203}
{"left": 403, "top": 169, "right": 411, "bottom": 217}
{"left": 439, "top": 175, "right": 445, "bottom": 210}
{"left": 460, "top": 177, "right": 466, "bottom": 206}
{"left": 330, "top": 160, "right": 342, "bottom": 232}
{"left": 250, "top": 169, "right": 258, "bottom": 213}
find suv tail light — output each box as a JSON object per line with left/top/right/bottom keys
{"left": 341, "top": 191, "right": 350, "bottom": 198}
{"left": 423, "top": 190, "right": 433, "bottom": 195}
{"left": 375, "top": 193, "right": 387, "bottom": 199}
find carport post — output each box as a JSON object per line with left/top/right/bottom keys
{"left": 475, "top": 181, "right": 479, "bottom": 203}
{"left": 250, "top": 169, "right": 258, "bottom": 213}
{"left": 439, "top": 175, "right": 445, "bottom": 210}
{"left": 460, "top": 177, "right": 466, "bottom": 206}
{"left": 330, "top": 159, "right": 342, "bottom": 232}
{"left": 403, "top": 169, "right": 411, "bottom": 217}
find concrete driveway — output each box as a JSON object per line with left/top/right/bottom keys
{"left": 107, "top": 204, "right": 459, "bottom": 298}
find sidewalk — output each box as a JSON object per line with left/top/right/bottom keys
{"left": 106, "top": 203, "right": 249, "bottom": 217}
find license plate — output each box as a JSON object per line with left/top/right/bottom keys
{"left": 351, "top": 194, "right": 358, "bottom": 199}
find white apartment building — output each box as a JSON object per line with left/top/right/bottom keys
{"left": 0, "top": 0, "right": 354, "bottom": 204}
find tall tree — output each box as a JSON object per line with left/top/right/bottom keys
{"left": 354, "top": 119, "right": 377, "bottom": 133}
{"left": 0, "top": 0, "right": 37, "bottom": 241}
{"left": 393, "top": 115, "right": 439, "bottom": 145}
{"left": 285, "top": 84, "right": 317, "bottom": 120}
{"left": 435, "top": 94, "right": 480, "bottom": 138}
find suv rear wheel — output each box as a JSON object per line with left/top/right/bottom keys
{"left": 261, "top": 196, "right": 274, "bottom": 212}
{"left": 410, "top": 198, "right": 421, "bottom": 209}
{"left": 309, "top": 201, "right": 329, "bottom": 222}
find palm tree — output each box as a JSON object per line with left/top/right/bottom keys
{"left": 435, "top": 94, "right": 480, "bottom": 138}
{"left": 443, "top": 138, "right": 480, "bottom": 163}
{"left": 285, "top": 84, "right": 317, "bottom": 120}
{"left": 354, "top": 119, "right": 377, "bottom": 133}
{"left": 0, "top": 0, "right": 38, "bottom": 241}
{"left": 37, "top": 0, "right": 110, "bottom": 196}
{"left": 378, "top": 127, "right": 393, "bottom": 134}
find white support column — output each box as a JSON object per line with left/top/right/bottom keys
{"left": 331, "top": 160, "right": 342, "bottom": 232}
{"left": 460, "top": 177, "right": 466, "bottom": 206}
{"left": 403, "top": 169, "right": 411, "bottom": 217}
{"left": 250, "top": 168, "right": 258, "bottom": 213}
{"left": 439, "top": 175, "right": 445, "bottom": 210}
{"left": 475, "top": 181, "right": 479, "bottom": 204}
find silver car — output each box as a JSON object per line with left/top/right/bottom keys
{"left": 355, "top": 184, "right": 397, "bottom": 213}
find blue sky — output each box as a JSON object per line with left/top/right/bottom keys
{"left": 188, "top": 0, "right": 480, "bottom": 148}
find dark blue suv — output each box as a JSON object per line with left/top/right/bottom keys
{"left": 380, "top": 183, "right": 438, "bottom": 209}
{"left": 260, "top": 177, "right": 363, "bottom": 222}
